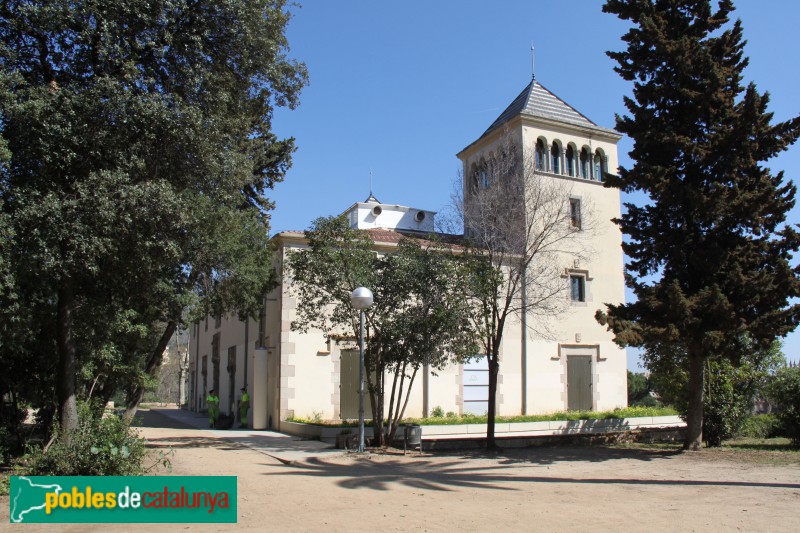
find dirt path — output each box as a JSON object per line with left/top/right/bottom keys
{"left": 3, "top": 411, "right": 799, "bottom": 531}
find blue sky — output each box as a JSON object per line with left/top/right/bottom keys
{"left": 270, "top": 1, "right": 800, "bottom": 369}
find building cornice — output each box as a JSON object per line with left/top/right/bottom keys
{"left": 457, "top": 115, "right": 622, "bottom": 161}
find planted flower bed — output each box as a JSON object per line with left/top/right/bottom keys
{"left": 284, "top": 406, "right": 683, "bottom": 446}
{"left": 287, "top": 406, "right": 677, "bottom": 427}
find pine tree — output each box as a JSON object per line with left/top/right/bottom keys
{"left": 598, "top": 0, "right": 800, "bottom": 450}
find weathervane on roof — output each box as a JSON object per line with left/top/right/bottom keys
{"left": 531, "top": 43, "right": 535, "bottom": 80}
{"left": 364, "top": 170, "right": 380, "bottom": 203}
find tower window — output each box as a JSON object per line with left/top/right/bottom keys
{"left": 570, "top": 275, "right": 586, "bottom": 302}
{"left": 551, "top": 142, "right": 561, "bottom": 174}
{"left": 580, "top": 148, "right": 590, "bottom": 179}
{"left": 566, "top": 146, "right": 575, "bottom": 176}
{"left": 569, "top": 198, "right": 582, "bottom": 229}
{"left": 535, "top": 139, "right": 546, "bottom": 171}
{"left": 594, "top": 150, "right": 606, "bottom": 181}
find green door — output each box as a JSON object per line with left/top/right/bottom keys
{"left": 340, "top": 350, "right": 373, "bottom": 420}
{"left": 567, "top": 355, "right": 593, "bottom": 411}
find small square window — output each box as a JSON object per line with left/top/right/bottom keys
{"left": 569, "top": 198, "right": 582, "bottom": 229}
{"left": 570, "top": 275, "right": 585, "bottom": 302}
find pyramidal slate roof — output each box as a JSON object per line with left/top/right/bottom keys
{"left": 480, "top": 80, "right": 617, "bottom": 139}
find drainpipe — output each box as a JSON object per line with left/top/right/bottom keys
{"left": 423, "top": 355, "right": 430, "bottom": 418}
{"left": 244, "top": 320, "right": 249, "bottom": 389}
{"left": 521, "top": 270, "right": 528, "bottom": 415}
{"left": 195, "top": 324, "right": 200, "bottom": 411}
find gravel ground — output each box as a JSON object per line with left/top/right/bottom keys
{"left": 3, "top": 409, "right": 799, "bottom": 532}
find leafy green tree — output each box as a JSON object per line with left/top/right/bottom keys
{"left": 373, "top": 238, "right": 479, "bottom": 441}
{"left": 767, "top": 365, "right": 800, "bottom": 445}
{"left": 647, "top": 340, "right": 783, "bottom": 446}
{"left": 288, "top": 216, "right": 479, "bottom": 445}
{"left": 597, "top": 0, "right": 800, "bottom": 449}
{"left": 627, "top": 371, "right": 652, "bottom": 406}
{"left": 0, "top": 0, "right": 306, "bottom": 437}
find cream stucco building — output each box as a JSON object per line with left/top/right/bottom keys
{"left": 187, "top": 78, "right": 628, "bottom": 430}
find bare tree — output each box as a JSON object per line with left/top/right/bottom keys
{"left": 177, "top": 345, "right": 189, "bottom": 408}
{"left": 452, "top": 134, "right": 593, "bottom": 450}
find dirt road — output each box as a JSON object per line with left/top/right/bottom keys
{"left": 3, "top": 410, "right": 799, "bottom": 532}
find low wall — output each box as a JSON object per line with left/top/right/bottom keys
{"left": 280, "top": 416, "right": 686, "bottom": 447}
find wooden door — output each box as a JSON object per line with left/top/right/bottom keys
{"left": 567, "top": 355, "right": 593, "bottom": 411}
{"left": 340, "top": 350, "right": 373, "bottom": 420}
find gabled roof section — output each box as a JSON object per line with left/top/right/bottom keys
{"left": 480, "top": 80, "right": 617, "bottom": 139}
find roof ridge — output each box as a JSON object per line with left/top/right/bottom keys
{"left": 531, "top": 80, "right": 598, "bottom": 127}
{"left": 480, "top": 81, "right": 533, "bottom": 137}
{"left": 478, "top": 79, "right": 616, "bottom": 143}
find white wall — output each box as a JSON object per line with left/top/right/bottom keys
{"left": 347, "top": 202, "right": 436, "bottom": 232}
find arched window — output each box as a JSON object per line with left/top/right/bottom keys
{"left": 487, "top": 154, "right": 496, "bottom": 186}
{"left": 479, "top": 158, "right": 489, "bottom": 189}
{"left": 580, "top": 148, "right": 590, "bottom": 179}
{"left": 551, "top": 142, "right": 561, "bottom": 174}
{"left": 535, "top": 139, "right": 546, "bottom": 171}
{"left": 594, "top": 150, "right": 605, "bottom": 181}
{"left": 565, "top": 145, "right": 576, "bottom": 177}
{"left": 470, "top": 163, "right": 480, "bottom": 192}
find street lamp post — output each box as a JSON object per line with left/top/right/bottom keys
{"left": 350, "top": 287, "right": 373, "bottom": 453}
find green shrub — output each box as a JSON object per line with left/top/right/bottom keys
{"left": 701, "top": 359, "right": 757, "bottom": 446}
{"left": 631, "top": 394, "right": 659, "bottom": 408}
{"left": 17, "top": 402, "right": 151, "bottom": 476}
{"left": 768, "top": 366, "right": 800, "bottom": 446}
{"left": 430, "top": 406, "right": 444, "bottom": 418}
{"left": 406, "top": 406, "right": 678, "bottom": 426}
{"left": 1, "top": 403, "right": 27, "bottom": 464}
{"left": 0, "top": 427, "right": 10, "bottom": 466}
{"left": 628, "top": 371, "right": 652, "bottom": 405}
{"left": 647, "top": 340, "right": 782, "bottom": 447}
{"left": 736, "top": 414, "right": 780, "bottom": 439}
{"left": 289, "top": 406, "right": 679, "bottom": 427}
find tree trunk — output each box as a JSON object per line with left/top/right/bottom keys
{"left": 486, "top": 353, "right": 499, "bottom": 450}
{"left": 367, "top": 348, "right": 385, "bottom": 447}
{"left": 178, "top": 360, "right": 186, "bottom": 408}
{"left": 374, "top": 372, "right": 385, "bottom": 447}
{"left": 57, "top": 284, "right": 79, "bottom": 443}
{"left": 385, "top": 363, "right": 401, "bottom": 439}
{"left": 124, "top": 321, "right": 177, "bottom": 422}
{"left": 684, "top": 350, "right": 705, "bottom": 450}
{"left": 388, "top": 367, "right": 417, "bottom": 443}
{"left": 11, "top": 386, "right": 24, "bottom": 449}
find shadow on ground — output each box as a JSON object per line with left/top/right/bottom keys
{"left": 132, "top": 409, "right": 196, "bottom": 430}
{"left": 135, "top": 409, "right": 338, "bottom": 461}
{"left": 142, "top": 435, "right": 250, "bottom": 452}
{"left": 459, "top": 445, "right": 682, "bottom": 465}
{"left": 265, "top": 453, "right": 800, "bottom": 493}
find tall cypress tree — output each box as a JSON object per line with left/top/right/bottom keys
{"left": 598, "top": 0, "right": 800, "bottom": 449}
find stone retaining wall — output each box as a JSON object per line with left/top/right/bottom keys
{"left": 281, "top": 416, "right": 686, "bottom": 448}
